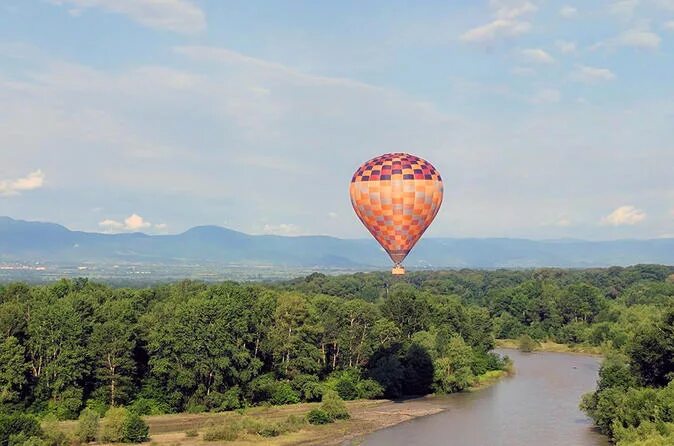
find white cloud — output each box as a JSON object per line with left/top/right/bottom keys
{"left": 609, "top": 0, "right": 640, "bottom": 18}
{"left": 570, "top": 65, "right": 616, "bottom": 83}
{"left": 98, "top": 219, "right": 125, "bottom": 231}
{"left": 125, "top": 213, "right": 151, "bottom": 230}
{"left": 0, "top": 170, "right": 45, "bottom": 196}
{"left": 328, "top": 212, "right": 338, "bottom": 219}
{"left": 491, "top": 0, "right": 538, "bottom": 19}
{"left": 460, "top": 20, "right": 531, "bottom": 42}
{"left": 99, "top": 213, "right": 153, "bottom": 232}
{"left": 555, "top": 217, "right": 572, "bottom": 227}
{"left": 531, "top": 88, "right": 561, "bottom": 104}
{"left": 49, "top": 0, "right": 205, "bottom": 33}
{"left": 666, "top": 21, "right": 674, "bottom": 30}
{"left": 615, "top": 29, "right": 661, "bottom": 48}
{"left": 556, "top": 40, "right": 577, "bottom": 53}
{"left": 262, "top": 223, "right": 302, "bottom": 236}
{"left": 602, "top": 205, "right": 647, "bottom": 226}
{"left": 521, "top": 48, "right": 555, "bottom": 63}
{"left": 511, "top": 66, "right": 536, "bottom": 76}
{"left": 460, "top": 1, "right": 537, "bottom": 43}
{"left": 154, "top": 223, "right": 169, "bottom": 233}
{"left": 559, "top": 5, "right": 578, "bottom": 18}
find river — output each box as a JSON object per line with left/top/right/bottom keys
{"left": 362, "top": 349, "right": 609, "bottom": 446}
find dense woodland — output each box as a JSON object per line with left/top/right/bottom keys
{"left": 1, "top": 264, "right": 673, "bottom": 444}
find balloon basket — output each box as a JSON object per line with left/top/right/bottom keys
{"left": 391, "top": 265, "right": 405, "bottom": 275}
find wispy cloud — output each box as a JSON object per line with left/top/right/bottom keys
{"left": 0, "top": 170, "right": 45, "bottom": 196}
{"left": 262, "top": 223, "right": 302, "bottom": 236}
{"left": 556, "top": 40, "right": 577, "bottom": 54}
{"left": 531, "top": 88, "right": 561, "bottom": 104}
{"left": 49, "top": 0, "right": 206, "bottom": 33}
{"left": 609, "top": 0, "right": 640, "bottom": 18}
{"left": 591, "top": 28, "right": 661, "bottom": 51}
{"left": 602, "top": 205, "right": 647, "bottom": 226}
{"left": 570, "top": 65, "right": 616, "bottom": 83}
{"left": 521, "top": 48, "right": 555, "bottom": 64}
{"left": 559, "top": 5, "right": 578, "bottom": 18}
{"left": 666, "top": 20, "right": 674, "bottom": 30}
{"left": 460, "top": 1, "right": 537, "bottom": 43}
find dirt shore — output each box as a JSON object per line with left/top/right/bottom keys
{"left": 125, "top": 397, "right": 448, "bottom": 446}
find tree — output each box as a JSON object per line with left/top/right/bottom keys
{"left": 402, "top": 344, "right": 434, "bottom": 396}
{"left": 433, "top": 336, "right": 475, "bottom": 393}
{"left": 269, "top": 293, "right": 321, "bottom": 377}
{"left": 0, "top": 337, "right": 28, "bottom": 405}
{"left": 26, "top": 297, "right": 87, "bottom": 412}
{"left": 90, "top": 299, "right": 137, "bottom": 406}
{"left": 628, "top": 307, "right": 674, "bottom": 387}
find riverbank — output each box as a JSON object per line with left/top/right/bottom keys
{"left": 101, "top": 399, "right": 446, "bottom": 446}
{"left": 495, "top": 339, "right": 603, "bottom": 356}
{"left": 65, "top": 370, "right": 508, "bottom": 446}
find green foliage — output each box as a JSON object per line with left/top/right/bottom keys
{"left": 184, "top": 428, "right": 198, "bottom": 438}
{"left": 306, "top": 409, "right": 332, "bottom": 425}
{"left": 121, "top": 412, "right": 149, "bottom": 443}
{"left": 75, "top": 408, "right": 99, "bottom": 443}
{"left": 3, "top": 266, "right": 672, "bottom": 426}
{"left": 433, "top": 336, "right": 475, "bottom": 393}
{"left": 270, "top": 382, "right": 300, "bottom": 405}
{"left": 517, "top": 335, "right": 538, "bottom": 352}
{"left": 99, "top": 406, "right": 127, "bottom": 443}
{"left": 320, "top": 390, "right": 350, "bottom": 420}
{"left": 402, "top": 344, "right": 434, "bottom": 396}
{"left": 334, "top": 377, "right": 358, "bottom": 401}
{"left": 202, "top": 422, "right": 239, "bottom": 441}
{"left": 128, "top": 398, "right": 169, "bottom": 416}
{"left": 356, "top": 379, "right": 384, "bottom": 399}
{"left": 0, "top": 414, "right": 42, "bottom": 446}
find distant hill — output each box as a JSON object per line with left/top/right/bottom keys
{"left": 1, "top": 216, "right": 674, "bottom": 269}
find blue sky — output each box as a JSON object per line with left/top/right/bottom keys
{"left": 1, "top": 0, "right": 673, "bottom": 240}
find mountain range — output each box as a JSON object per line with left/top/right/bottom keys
{"left": 1, "top": 216, "right": 674, "bottom": 269}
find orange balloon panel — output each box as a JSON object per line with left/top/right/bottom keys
{"left": 349, "top": 153, "right": 443, "bottom": 265}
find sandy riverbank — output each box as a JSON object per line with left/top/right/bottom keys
{"left": 109, "top": 398, "right": 448, "bottom": 446}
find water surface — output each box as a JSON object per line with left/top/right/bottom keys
{"left": 363, "top": 349, "right": 608, "bottom": 446}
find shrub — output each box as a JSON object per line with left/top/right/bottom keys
{"left": 0, "top": 414, "right": 43, "bottom": 446}
{"left": 41, "top": 415, "right": 69, "bottom": 446}
{"left": 202, "top": 423, "right": 239, "bottom": 442}
{"left": 270, "top": 383, "right": 300, "bottom": 406}
{"left": 184, "top": 429, "right": 198, "bottom": 438}
{"left": 517, "top": 334, "right": 538, "bottom": 353}
{"left": 48, "top": 388, "right": 83, "bottom": 420}
{"left": 129, "top": 398, "right": 168, "bottom": 416}
{"left": 357, "top": 379, "right": 384, "bottom": 399}
{"left": 121, "top": 412, "right": 149, "bottom": 443}
{"left": 12, "top": 436, "right": 47, "bottom": 446}
{"left": 334, "top": 379, "right": 358, "bottom": 401}
{"left": 85, "top": 400, "right": 107, "bottom": 418}
{"left": 257, "top": 424, "right": 281, "bottom": 437}
{"left": 291, "top": 375, "right": 323, "bottom": 401}
{"left": 99, "top": 407, "right": 128, "bottom": 443}
{"left": 204, "top": 387, "right": 241, "bottom": 412}
{"left": 281, "top": 415, "right": 305, "bottom": 433}
{"left": 75, "top": 408, "right": 100, "bottom": 443}
{"left": 306, "top": 409, "right": 331, "bottom": 425}
{"left": 320, "top": 390, "right": 350, "bottom": 420}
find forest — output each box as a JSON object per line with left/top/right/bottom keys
{"left": 1, "top": 264, "right": 673, "bottom": 444}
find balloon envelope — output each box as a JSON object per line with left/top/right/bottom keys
{"left": 349, "top": 153, "right": 443, "bottom": 267}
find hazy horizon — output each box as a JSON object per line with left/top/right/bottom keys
{"left": 1, "top": 1, "right": 673, "bottom": 241}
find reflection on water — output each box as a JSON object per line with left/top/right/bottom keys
{"left": 362, "top": 349, "right": 609, "bottom": 446}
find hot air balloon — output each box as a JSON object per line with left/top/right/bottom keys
{"left": 349, "top": 153, "right": 443, "bottom": 275}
